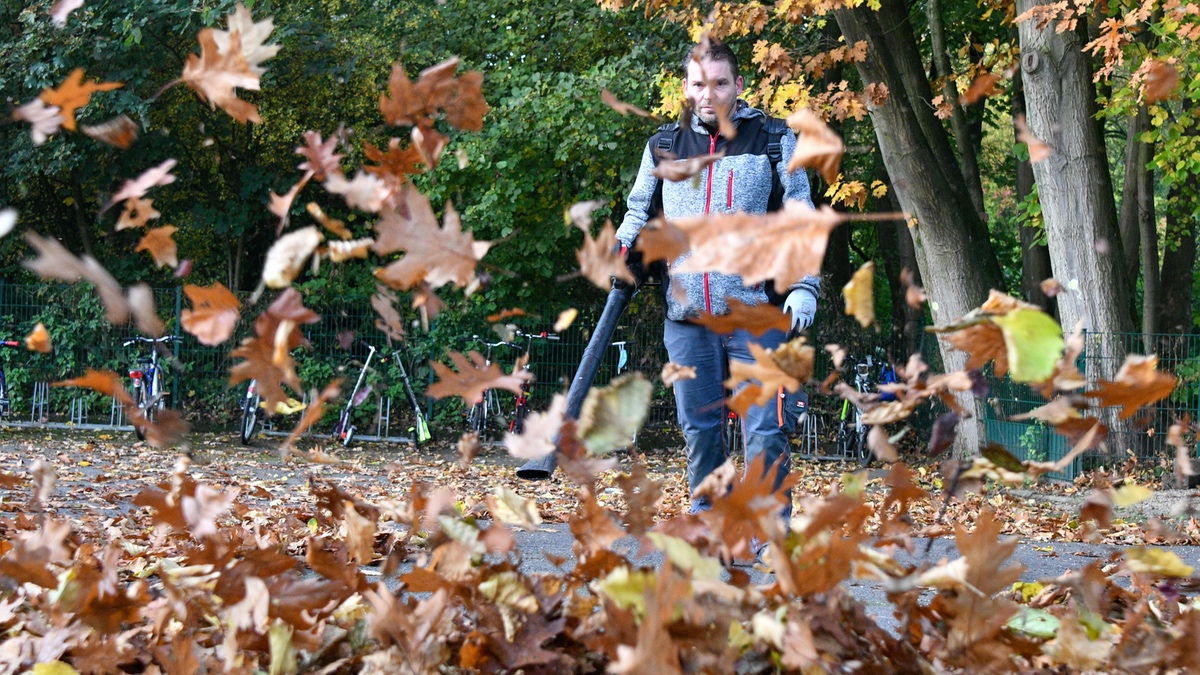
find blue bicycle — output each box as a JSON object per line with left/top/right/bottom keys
{"left": 124, "top": 335, "right": 182, "bottom": 440}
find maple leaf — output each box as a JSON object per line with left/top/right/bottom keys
{"left": 690, "top": 298, "right": 790, "bottom": 336}
{"left": 24, "top": 323, "right": 52, "bottom": 354}
{"left": 181, "top": 283, "right": 239, "bottom": 346}
{"left": 785, "top": 107, "right": 844, "bottom": 183}
{"left": 958, "top": 72, "right": 1004, "bottom": 105}
{"left": 1092, "top": 354, "right": 1177, "bottom": 419}
{"left": 364, "top": 138, "right": 425, "bottom": 182}
{"left": 295, "top": 131, "right": 343, "bottom": 180}
{"left": 81, "top": 114, "right": 138, "bottom": 149}
{"left": 503, "top": 393, "right": 566, "bottom": 460}
{"left": 135, "top": 225, "right": 178, "bottom": 268}
{"left": 652, "top": 151, "right": 725, "bottom": 182}
{"left": 426, "top": 350, "right": 532, "bottom": 404}
{"left": 1014, "top": 114, "right": 1051, "bottom": 162}
{"left": 181, "top": 28, "right": 262, "bottom": 124}
{"left": 12, "top": 98, "right": 64, "bottom": 145}
{"left": 262, "top": 226, "right": 323, "bottom": 288}
{"left": 324, "top": 171, "right": 391, "bottom": 213}
{"left": 268, "top": 171, "right": 312, "bottom": 233}
{"left": 660, "top": 362, "right": 696, "bottom": 386}
{"left": 108, "top": 159, "right": 177, "bottom": 207}
{"left": 39, "top": 68, "right": 121, "bottom": 132}
{"left": 374, "top": 199, "right": 492, "bottom": 291}
{"left": 601, "top": 89, "right": 655, "bottom": 118}
{"left": 211, "top": 3, "right": 279, "bottom": 76}
{"left": 115, "top": 197, "right": 159, "bottom": 230}
{"left": 1143, "top": 60, "right": 1180, "bottom": 103}
{"left": 577, "top": 220, "right": 634, "bottom": 289}
{"left": 50, "top": 0, "right": 84, "bottom": 28}
{"left": 842, "top": 260, "right": 875, "bottom": 327}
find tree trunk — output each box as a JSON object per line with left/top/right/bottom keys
{"left": 1015, "top": 4, "right": 1133, "bottom": 336}
{"left": 836, "top": 0, "right": 1004, "bottom": 457}
{"left": 1158, "top": 182, "right": 1196, "bottom": 336}
{"left": 1118, "top": 108, "right": 1150, "bottom": 287}
{"left": 926, "top": 0, "right": 987, "bottom": 222}
{"left": 68, "top": 175, "right": 95, "bottom": 259}
{"left": 1012, "top": 64, "right": 1055, "bottom": 314}
{"left": 1137, "top": 122, "right": 1159, "bottom": 351}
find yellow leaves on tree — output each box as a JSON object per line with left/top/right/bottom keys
{"left": 426, "top": 351, "right": 533, "bottom": 405}
{"left": 39, "top": 69, "right": 122, "bottom": 131}
{"left": 181, "top": 283, "right": 240, "bottom": 346}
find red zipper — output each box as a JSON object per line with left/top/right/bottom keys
{"left": 703, "top": 133, "right": 716, "bottom": 314}
{"left": 727, "top": 171, "right": 733, "bottom": 209}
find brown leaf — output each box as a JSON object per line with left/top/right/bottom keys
{"left": 575, "top": 220, "right": 636, "bottom": 290}
{"left": 39, "top": 68, "right": 122, "bottom": 131}
{"left": 181, "top": 483, "right": 238, "bottom": 539}
{"left": 262, "top": 225, "right": 323, "bottom": 288}
{"left": 901, "top": 267, "right": 926, "bottom": 308}
{"left": 324, "top": 171, "right": 392, "bottom": 213}
{"left": 633, "top": 217, "right": 689, "bottom": 264}
{"left": 615, "top": 460, "right": 663, "bottom": 537}
{"left": 867, "top": 425, "right": 898, "bottom": 462}
{"left": 1014, "top": 114, "right": 1051, "bottom": 163}
{"left": 652, "top": 151, "right": 724, "bottom": 182}
{"left": 601, "top": 88, "right": 654, "bottom": 118}
{"left": 126, "top": 283, "right": 164, "bottom": 337}
{"left": 487, "top": 308, "right": 527, "bottom": 322}
{"left": 1092, "top": 354, "right": 1178, "bottom": 419}
{"left": 329, "top": 237, "right": 374, "bottom": 261}
{"left": 24, "top": 233, "right": 128, "bottom": 325}
{"left": 295, "top": 130, "right": 343, "bottom": 180}
{"left": 942, "top": 322, "right": 1009, "bottom": 376}
{"left": 690, "top": 298, "right": 790, "bottom": 336}
{"left": 229, "top": 288, "right": 320, "bottom": 411}
{"left": 135, "top": 225, "right": 178, "bottom": 268}
{"left": 181, "top": 283, "right": 239, "bottom": 346}
{"left": 842, "top": 260, "right": 875, "bottom": 327}
{"left": 726, "top": 343, "right": 803, "bottom": 410}
{"left": 410, "top": 125, "right": 448, "bottom": 169}
{"left": 281, "top": 381, "right": 341, "bottom": 457}
{"left": 371, "top": 286, "right": 406, "bottom": 342}
{"left": 53, "top": 369, "right": 134, "bottom": 407}
{"left": 380, "top": 58, "right": 490, "bottom": 132}
{"left": 1143, "top": 60, "right": 1179, "bottom": 103}
{"left": 24, "top": 323, "right": 52, "bottom": 354}
{"left": 958, "top": 72, "right": 1004, "bottom": 105}
{"left": 364, "top": 138, "right": 425, "bottom": 181}
{"left": 427, "top": 350, "right": 533, "bottom": 405}
{"left": 785, "top": 108, "right": 844, "bottom": 183}
{"left": 660, "top": 362, "right": 696, "bottom": 386}
{"left": 108, "top": 159, "right": 177, "bottom": 207}
{"left": 374, "top": 196, "right": 491, "bottom": 291}
{"left": 116, "top": 197, "right": 159, "bottom": 230}
{"left": 1169, "top": 423, "right": 1193, "bottom": 484}
{"left": 503, "top": 393, "right": 566, "bottom": 460}
{"left": 81, "top": 114, "right": 139, "bottom": 149}
{"left": 457, "top": 431, "right": 481, "bottom": 469}
{"left": 305, "top": 201, "right": 352, "bottom": 239}
{"left": 1040, "top": 277, "right": 1064, "bottom": 297}
{"left": 181, "top": 28, "right": 262, "bottom": 123}
{"left": 268, "top": 171, "right": 312, "bottom": 233}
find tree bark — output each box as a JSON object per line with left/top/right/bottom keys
{"left": 1011, "top": 64, "right": 1055, "bottom": 314}
{"left": 1137, "top": 120, "right": 1159, "bottom": 350}
{"left": 1118, "top": 108, "right": 1150, "bottom": 287}
{"left": 1015, "top": 4, "right": 1134, "bottom": 336}
{"left": 836, "top": 0, "right": 1004, "bottom": 457}
{"left": 1158, "top": 182, "right": 1196, "bottom": 337}
{"left": 926, "top": 0, "right": 987, "bottom": 222}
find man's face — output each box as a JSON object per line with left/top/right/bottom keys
{"left": 684, "top": 57, "right": 743, "bottom": 126}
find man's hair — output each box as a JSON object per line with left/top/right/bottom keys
{"left": 682, "top": 40, "right": 739, "bottom": 80}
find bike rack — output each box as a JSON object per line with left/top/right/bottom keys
{"left": 110, "top": 397, "right": 125, "bottom": 427}
{"left": 28, "top": 382, "right": 48, "bottom": 424}
{"left": 69, "top": 397, "right": 89, "bottom": 425}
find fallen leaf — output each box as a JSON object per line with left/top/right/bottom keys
{"left": 991, "top": 308, "right": 1065, "bottom": 383}
{"left": 39, "top": 68, "right": 122, "bottom": 131}
{"left": 457, "top": 431, "right": 480, "bottom": 469}
{"left": 785, "top": 108, "right": 843, "bottom": 183}
{"left": 53, "top": 369, "right": 133, "bottom": 406}
{"left": 485, "top": 487, "right": 543, "bottom": 530}
{"left": 867, "top": 425, "right": 898, "bottom": 462}
{"left": 379, "top": 58, "right": 489, "bottom": 132}
{"left": 726, "top": 343, "right": 803, "bottom": 414}
{"left": 364, "top": 138, "right": 425, "bottom": 182}
{"left": 0, "top": 209, "right": 15, "bottom": 238}
{"left": 24, "top": 323, "right": 51, "bottom": 354}
{"left": 371, "top": 286, "right": 405, "bottom": 342}
{"left": 634, "top": 218, "right": 689, "bottom": 264}
{"left": 1111, "top": 483, "right": 1152, "bottom": 508}
{"left": 1040, "top": 277, "right": 1064, "bottom": 297}
{"left": 281, "top": 381, "right": 341, "bottom": 456}
{"left": 842, "top": 261, "right": 875, "bottom": 327}
{"left": 135, "top": 225, "right": 179, "bottom": 268}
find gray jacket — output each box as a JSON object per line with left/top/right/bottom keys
{"left": 615, "top": 101, "right": 822, "bottom": 321}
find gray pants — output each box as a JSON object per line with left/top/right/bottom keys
{"left": 663, "top": 319, "right": 792, "bottom": 517}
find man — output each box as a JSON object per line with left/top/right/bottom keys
{"left": 615, "top": 41, "right": 821, "bottom": 527}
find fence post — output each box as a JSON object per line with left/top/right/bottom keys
{"left": 174, "top": 286, "right": 182, "bottom": 407}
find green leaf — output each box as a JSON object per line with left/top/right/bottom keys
{"left": 596, "top": 565, "right": 654, "bottom": 615}
{"left": 1006, "top": 607, "right": 1060, "bottom": 639}
{"left": 991, "top": 308, "right": 1065, "bottom": 383}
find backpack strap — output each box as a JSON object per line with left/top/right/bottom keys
{"left": 764, "top": 116, "right": 788, "bottom": 165}
{"left": 651, "top": 122, "right": 680, "bottom": 161}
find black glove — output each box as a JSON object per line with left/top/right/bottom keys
{"left": 613, "top": 242, "right": 648, "bottom": 290}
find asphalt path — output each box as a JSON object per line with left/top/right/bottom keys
{"left": 447, "top": 525, "right": 1200, "bottom": 634}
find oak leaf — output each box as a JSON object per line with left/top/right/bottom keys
{"left": 295, "top": 131, "right": 343, "bottom": 180}
{"left": 364, "top": 138, "right": 425, "bottom": 182}
{"left": 577, "top": 221, "right": 634, "bottom": 289}
{"left": 229, "top": 289, "right": 320, "bottom": 411}
{"left": 81, "top": 114, "right": 138, "bottom": 149}
{"left": 785, "top": 108, "right": 843, "bottom": 183}
{"left": 181, "top": 28, "right": 261, "bottom": 124}
{"left": 427, "top": 350, "right": 533, "bottom": 404}
{"left": 842, "top": 260, "right": 875, "bottom": 327}
{"left": 690, "top": 298, "right": 790, "bottom": 336}
{"left": 39, "top": 68, "right": 122, "bottom": 131}
{"left": 126, "top": 283, "right": 164, "bottom": 337}
{"left": 210, "top": 2, "right": 279, "bottom": 76}
{"left": 135, "top": 225, "right": 178, "bottom": 268}
{"left": 181, "top": 283, "right": 239, "bottom": 346}
{"left": 116, "top": 197, "right": 159, "bottom": 230}
{"left": 24, "top": 323, "right": 52, "bottom": 354}
{"left": 109, "top": 159, "right": 177, "bottom": 207}
{"left": 652, "top": 151, "right": 724, "bottom": 182}
{"left": 380, "top": 58, "right": 489, "bottom": 131}
{"left": 942, "top": 322, "right": 1009, "bottom": 376}
{"left": 13, "top": 99, "right": 64, "bottom": 145}
{"left": 1091, "top": 354, "right": 1177, "bottom": 419}
{"left": 262, "top": 226, "right": 323, "bottom": 288}
{"left": 374, "top": 200, "right": 491, "bottom": 291}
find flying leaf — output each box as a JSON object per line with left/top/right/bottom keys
{"left": 427, "top": 350, "right": 533, "bottom": 405}
{"left": 867, "top": 425, "right": 898, "bottom": 463}
{"left": 109, "top": 159, "right": 177, "bottom": 207}
{"left": 135, "top": 225, "right": 179, "bottom": 268}
{"left": 576, "top": 221, "right": 634, "bottom": 289}
{"left": 661, "top": 362, "right": 697, "bottom": 386}
{"left": 269, "top": 172, "right": 312, "bottom": 233}
{"left": 116, "top": 197, "right": 160, "bottom": 230}
{"left": 958, "top": 72, "right": 1004, "bottom": 105}
{"left": 126, "top": 283, "right": 164, "bottom": 337}
{"left": 181, "top": 28, "right": 262, "bottom": 124}
{"left": 990, "top": 308, "right": 1064, "bottom": 383}
{"left": 1014, "top": 114, "right": 1051, "bottom": 163}
{"left": 281, "top": 381, "right": 341, "bottom": 456}
{"left": 230, "top": 289, "right": 320, "bottom": 412}
{"left": 1111, "top": 483, "right": 1152, "bottom": 508}
{"left": 374, "top": 199, "right": 491, "bottom": 291}
{"left": 567, "top": 199, "right": 608, "bottom": 230}
{"left": 364, "top": 138, "right": 425, "bottom": 182}
{"left": 503, "top": 393, "right": 566, "bottom": 460}
{"left": 371, "top": 286, "right": 405, "bottom": 341}
{"left": 379, "top": 58, "right": 489, "bottom": 131}
{"left": 39, "top": 68, "right": 122, "bottom": 131}
{"left": 577, "top": 374, "right": 652, "bottom": 456}
{"left": 785, "top": 108, "right": 844, "bottom": 183}
{"left": 181, "top": 283, "right": 239, "bottom": 346}
{"left": 1143, "top": 60, "right": 1179, "bottom": 104}
{"left": 457, "top": 431, "right": 481, "bottom": 469}
{"left": 306, "top": 202, "right": 352, "bottom": 239}
{"left": 1091, "top": 354, "right": 1177, "bottom": 419}
{"left": 210, "top": 3, "right": 279, "bottom": 76}
{"left": 726, "top": 343, "right": 803, "bottom": 413}
{"left": 691, "top": 299, "right": 791, "bottom": 336}
{"left": 324, "top": 171, "right": 391, "bottom": 213}
{"left": 50, "top": 0, "right": 84, "bottom": 28}
{"left": 262, "top": 226, "right": 323, "bottom": 288}
{"left": 633, "top": 217, "right": 689, "bottom": 264}
{"left": 23, "top": 232, "right": 131, "bottom": 326}
{"left": 328, "top": 238, "right": 373, "bottom": 262}
{"left": 410, "top": 125, "right": 448, "bottom": 169}
{"left": 0, "top": 209, "right": 15, "bottom": 238}
{"left": 485, "top": 486, "right": 543, "bottom": 531}
{"left": 601, "top": 89, "right": 654, "bottom": 118}
{"left": 554, "top": 308, "right": 578, "bottom": 332}
{"left": 24, "top": 323, "right": 52, "bottom": 354}
{"left": 842, "top": 261, "right": 875, "bottom": 327}
{"left": 295, "top": 131, "right": 343, "bottom": 180}
{"left": 81, "top": 114, "right": 138, "bottom": 149}
{"left": 53, "top": 369, "right": 134, "bottom": 406}
{"left": 652, "top": 152, "right": 724, "bottom": 182}
{"left": 12, "top": 99, "right": 63, "bottom": 145}
{"left": 901, "top": 268, "right": 926, "bottom": 308}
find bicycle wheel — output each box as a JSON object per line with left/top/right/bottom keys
{"left": 240, "top": 388, "right": 260, "bottom": 445}
{"left": 510, "top": 399, "right": 528, "bottom": 435}
{"left": 132, "top": 381, "right": 148, "bottom": 441}
{"left": 148, "top": 370, "right": 163, "bottom": 424}
{"left": 856, "top": 420, "right": 872, "bottom": 468}
{"left": 467, "top": 402, "right": 486, "bottom": 435}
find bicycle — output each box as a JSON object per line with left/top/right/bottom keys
{"left": 508, "top": 329, "right": 559, "bottom": 434}
{"left": 332, "top": 342, "right": 378, "bottom": 446}
{"left": 0, "top": 340, "right": 23, "bottom": 420}
{"left": 124, "top": 335, "right": 183, "bottom": 441}
{"left": 836, "top": 356, "right": 874, "bottom": 466}
{"left": 240, "top": 380, "right": 261, "bottom": 445}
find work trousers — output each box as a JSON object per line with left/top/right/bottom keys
{"left": 663, "top": 319, "right": 792, "bottom": 517}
